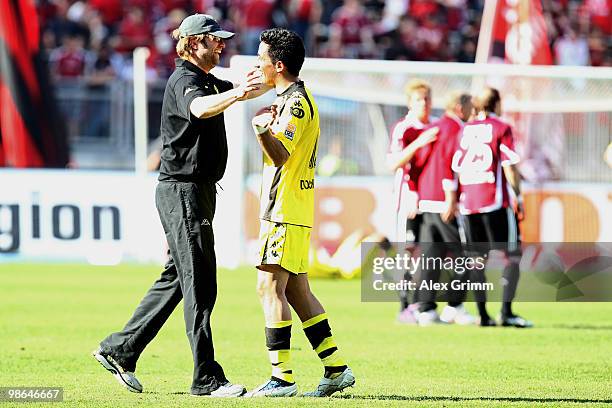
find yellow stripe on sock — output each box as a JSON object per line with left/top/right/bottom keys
{"left": 266, "top": 320, "right": 292, "bottom": 329}
{"left": 269, "top": 350, "right": 294, "bottom": 383}
{"left": 321, "top": 352, "right": 346, "bottom": 368}
{"left": 302, "top": 313, "right": 328, "bottom": 329}
{"left": 314, "top": 336, "right": 337, "bottom": 355}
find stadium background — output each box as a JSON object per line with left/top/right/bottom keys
{"left": 1, "top": 0, "right": 612, "bottom": 406}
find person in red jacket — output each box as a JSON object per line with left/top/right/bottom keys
{"left": 452, "top": 87, "right": 532, "bottom": 328}
{"left": 412, "top": 91, "right": 475, "bottom": 326}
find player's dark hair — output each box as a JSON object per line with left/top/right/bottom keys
{"left": 474, "top": 87, "right": 501, "bottom": 113}
{"left": 260, "top": 28, "right": 305, "bottom": 77}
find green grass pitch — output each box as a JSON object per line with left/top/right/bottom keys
{"left": 1, "top": 263, "right": 612, "bottom": 407}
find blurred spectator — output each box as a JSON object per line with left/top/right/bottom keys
{"left": 153, "top": 8, "right": 188, "bottom": 76}
{"left": 86, "top": 10, "right": 110, "bottom": 51}
{"left": 239, "top": 0, "right": 276, "bottom": 55}
{"left": 89, "top": 0, "right": 123, "bottom": 30}
{"left": 49, "top": 35, "right": 89, "bottom": 78}
{"left": 44, "top": 0, "right": 90, "bottom": 47}
{"left": 49, "top": 34, "right": 89, "bottom": 138}
{"left": 36, "top": 0, "right": 610, "bottom": 82}
{"left": 581, "top": 0, "right": 612, "bottom": 36}
{"left": 554, "top": 27, "right": 590, "bottom": 66}
{"left": 457, "top": 39, "right": 477, "bottom": 63}
{"left": 384, "top": 16, "right": 420, "bottom": 60}
{"left": 84, "top": 44, "right": 122, "bottom": 137}
{"left": 288, "top": 0, "right": 322, "bottom": 51}
{"left": 330, "top": 0, "right": 375, "bottom": 58}
{"left": 587, "top": 28, "right": 608, "bottom": 66}
{"left": 114, "top": 6, "right": 152, "bottom": 53}
{"left": 377, "top": 0, "right": 408, "bottom": 34}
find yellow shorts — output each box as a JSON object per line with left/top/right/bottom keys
{"left": 257, "top": 220, "right": 311, "bottom": 274}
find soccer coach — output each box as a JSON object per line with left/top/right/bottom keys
{"left": 93, "top": 14, "right": 268, "bottom": 397}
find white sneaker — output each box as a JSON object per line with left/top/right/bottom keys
{"left": 440, "top": 304, "right": 477, "bottom": 325}
{"left": 245, "top": 379, "right": 297, "bottom": 397}
{"left": 302, "top": 367, "right": 355, "bottom": 397}
{"left": 195, "top": 382, "right": 246, "bottom": 397}
{"left": 92, "top": 348, "right": 143, "bottom": 393}
{"left": 417, "top": 310, "right": 440, "bottom": 326}
{"left": 396, "top": 304, "right": 419, "bottom": 324}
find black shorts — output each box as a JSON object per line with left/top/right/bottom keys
{"left": 460, "top": 207, "right": 521, "bottom": 256}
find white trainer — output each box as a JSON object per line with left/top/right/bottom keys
{"left": 92, "top": 348, "right": 143, "bottom": 393}
{"left": 302, "top": 367, "right": 355, "bottom": 397}
{"left": 440, "top": 304, "right": 477, "bottom": 325}
{"left": 417, "top": 309, "right": 440, "bottom": 326}
{"left": 245, "top": 379, "right": 298, "bottom": 397}
{"left": 191, "top": 382, "right": 246, "bottom": 397}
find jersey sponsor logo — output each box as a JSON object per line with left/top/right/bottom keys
{"left": 299, "top": 179, "right": 314, "bottom": 190}
{"left": 284, "top": 123, "right": 296, "bottom": 141}
{"left": 452, "top": 124, "right": 495, "bottom": 185}
{"left": 291, "top": 107, "right": 305, "bottom": 119}
{"left": 290, "top": 100, "right": 305, "bottom": 119}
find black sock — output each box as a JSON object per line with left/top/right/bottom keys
{"left": 502, "top": 302, "right": 513, "bottom": 317}
{"left": 477, "top": 302, "right": 489, "bottom": 319}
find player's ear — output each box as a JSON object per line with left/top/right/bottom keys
{"left": 275, "top": 60, "right": 284, "bottom": 73}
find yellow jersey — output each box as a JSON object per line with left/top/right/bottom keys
{"left": 260, "top": 81, "right": 319, "bottom": 227}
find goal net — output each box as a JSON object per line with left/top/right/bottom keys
{"left": 218, "top": 57, "right": 611, "bottom": 265}
{"left": 231, "top": 56, "right": 612, "bottom": 183}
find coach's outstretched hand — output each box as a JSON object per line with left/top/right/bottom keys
{"left": 237, "top": 69, "right": 272, "bottom": 101}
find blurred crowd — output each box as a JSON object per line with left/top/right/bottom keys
{"left": 39, "top": 0, "right": 611, "bottom": 82}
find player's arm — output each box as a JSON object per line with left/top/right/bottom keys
{"left": 190, "top": 69, "right": 266, "bottom": 119}
{"left": 386, "top": 127, "right": 439, "bottom": 171}
{"left": 441, "top": 175, "right": 459, "bottom": 223}
{"left": 503, "top": 164, "right": 524, "bottom": 220}
{"left": 190, "top": 82, "right": 260, "bottom": 119}
{"left": 500, "top": 126, "right": 523, "bottom": 220}
{"left": 442, "top": 132, "right": 461, "bottom": 223}
{"left": 252, "top": 106, "right": 290, "bottom": 167}
{"left": 441, "top": 189, "right": 457, "bottom": 223}
{"left": 503, "top": 164, "right": 521, "bottom": 198}
{"left": 255, "top": 129, "right": 290, "bottom": 167}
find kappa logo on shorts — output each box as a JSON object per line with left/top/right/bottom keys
{"left": 284, "top": 123, "right": 296, "bottom": 141}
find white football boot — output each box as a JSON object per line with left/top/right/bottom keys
{"left": 302, "top": 367, "right": 355, "bottom": 397}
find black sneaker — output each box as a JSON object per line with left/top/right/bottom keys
{"left": 92, "top": 348, "right": 143, "bottom": 393}
{"left": 479, "top": 316, "right": 497, "bottom": 327}
{"left": 500, "top": 314, "right": 534, "bottom": 328}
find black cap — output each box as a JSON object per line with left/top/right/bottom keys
{"left": 178, "top": 14, "right": 235, "bottom": 39}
